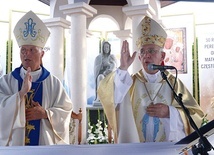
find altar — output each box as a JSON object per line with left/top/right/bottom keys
{"left": 0, "top": 142, "right": 184, "bottom": 155}
{"left": 0, "top": 134, "right": 213, "bottom": 155}
{"left": 1, "top": 120, "right": 213, "bottom": 155}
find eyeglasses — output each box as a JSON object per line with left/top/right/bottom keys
{"left": 20, "top": 47, "right": 42, "bottom": 54}
{"left": 139, "top": 48, "right": 161, "bottom": 56}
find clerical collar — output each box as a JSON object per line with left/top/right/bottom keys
{"left": 142, "top": 68, "right": 161, "bottom": 83}
{"left": 20, "top": 67, "right": 42, "bottom": 82}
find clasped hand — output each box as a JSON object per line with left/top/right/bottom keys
{"left": 146, "top": 103, "right": 169, "bottom": 118}
{"left": 26, "top": 100, "right": 47, "bottom": 121}
{"left": 19, "top": 67, "right": 47, "bottom": 121}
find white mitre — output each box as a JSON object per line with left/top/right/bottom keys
{"left": 136, "top": 16, "right": 167, "bottom": 49}
{"left": 13, "top": 10, "right": 50, "bottom": 48}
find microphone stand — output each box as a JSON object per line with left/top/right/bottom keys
{"left": 160, "top": 70, "right": 213, "bottom": 155}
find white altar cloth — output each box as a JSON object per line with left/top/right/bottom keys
{"left": 0, "top": 134, "right": 213, "bottom": 155}
{"left": 0, "top": 142, "right": 181, "bottom": 155}
{"left": 0, "top": 141, "right": 213, "bottom": 155}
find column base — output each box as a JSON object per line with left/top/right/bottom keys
{"left": 92, "top": 100, "right": 102, "bottom": 107}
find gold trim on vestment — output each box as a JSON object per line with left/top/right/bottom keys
{"left": 97, "top": 71, "right": 118, "bottom": 143}
{"left": 98, "top": 69, "right": 204, "bottom": 143}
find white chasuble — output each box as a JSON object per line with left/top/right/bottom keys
{"left": 118, "top": 79, "right": 172, "bottom": 142}
{"left": 98, "top": 69, "right": 204, "bottom": 144}
{"left": 0, "top": 66, "right": 72, "bottom": 146}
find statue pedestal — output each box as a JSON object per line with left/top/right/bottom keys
{"left": 92, "top": 100, "right": 102, "bottom": 107}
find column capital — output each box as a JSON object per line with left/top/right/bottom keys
{"left": 86, "top": 30, "right": 94, "bottom": 38}
{"left": 59, "top": 2, "right": 97, "bottom": 18}
{"left": 122, "top": 4, "right": 155, "bottom": 18}
{"left": 43, "top": 17, "right": 70, "bottom": 29}
{"left": 113, "top": 30, "right": 132, "bottom": 39}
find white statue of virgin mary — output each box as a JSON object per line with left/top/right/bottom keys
{"left": 93, "top": 41, "right": 117, "bottom": 105}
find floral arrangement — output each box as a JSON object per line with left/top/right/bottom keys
{"left": 86, "top": 109, "right": 113, "bottom": 144}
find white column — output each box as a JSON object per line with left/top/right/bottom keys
{"left": 113, "top": 29, "right": 132, "bottom": 48}
{"left": 122, "top": 4, "right": 156, "bottom": 73}
{"left": 60, "top": 2, "right": 97, "bottom": 144}
{"left": 44, "top": 17, "right": 70, "bottom": 81}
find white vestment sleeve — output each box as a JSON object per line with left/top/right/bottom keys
{"left": 39, "top": 76, "right": 72, "bottom": 145}
{"left": 160, "top": 106, "right": 186, "bottom": 142}
{"left": 13, "top": 93, "right": 25, "bottom": 129}
{"left": 118, "top": 94, "right": 140, "bottom": 143}
{"left": 0, "top": 74, "right": 26, "bottom": 146}
{"left": 114, "top": 69, "right": 132, "bottom": 107}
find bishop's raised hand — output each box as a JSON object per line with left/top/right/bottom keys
{"left": 119, "top": 40, "right": 137, "bottom": 70}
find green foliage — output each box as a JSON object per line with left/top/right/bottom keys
{"left": 6, "top": 40, "right": 13, "bottom": 73}
{"left": 201, "top": 114, "right": 209, "bottom": 126}
{"left": 192, "top": 38, "right": 200, "bottom": 103}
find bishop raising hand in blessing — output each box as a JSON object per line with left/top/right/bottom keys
{"left": 97, "top": 16, "right": 204, "bottom": 144}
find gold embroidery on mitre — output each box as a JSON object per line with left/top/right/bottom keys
{"left": 136, "top": 16, "right": 166, "bottom": 49}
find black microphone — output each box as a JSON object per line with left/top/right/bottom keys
{"left": 148, "top": 64, "right": 175, "bottom": 71}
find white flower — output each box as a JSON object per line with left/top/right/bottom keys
{"left": 86, "top": 109, "right": 113, "bottom": 144}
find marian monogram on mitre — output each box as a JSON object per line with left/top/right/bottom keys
{"left": 13, "top": 10, "right": 50, "bottom": 48}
